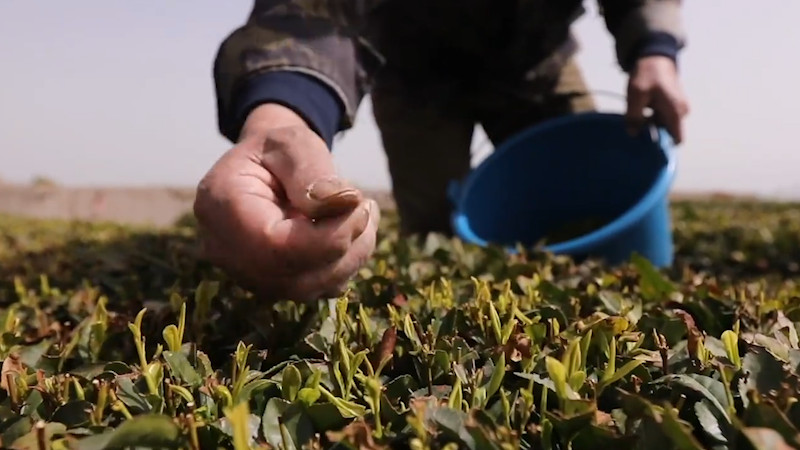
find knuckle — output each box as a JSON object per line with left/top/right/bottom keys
{"left": 630, "top": 79, "right": 651, "bottom": 95}
{"left": 680, "top": 100, "right": 691, "bottom": 116}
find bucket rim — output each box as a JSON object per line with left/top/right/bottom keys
{"left": 451, "top": 111, "right": 677, "bottom": 255}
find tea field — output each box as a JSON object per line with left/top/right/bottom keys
{"left": 2, "top": 199, "right": 800, "bottom": 449}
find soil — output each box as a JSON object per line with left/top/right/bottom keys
{"left": 0, "top": 182, "right": 397, "bottom": 227}
{"left": 0, "top": 180, "right": 757, "bottom": 228}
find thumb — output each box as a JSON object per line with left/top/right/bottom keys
{"left": 260, "top": 126, "right": 363, "bottom": 219}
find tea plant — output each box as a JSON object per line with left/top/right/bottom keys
{"left": 1, "top": 199, "right": 800, "bottom": 449}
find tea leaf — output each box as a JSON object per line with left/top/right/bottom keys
{"left": 546, "top": 356, "right": 569, "bottom": 401}
{"left": 596, "top": 359, "right": 644, "bottom": 393}
{"left": 75, "top": 414, "right": 181, "bottom": 450}
{"left": 282, "top": 364, "right": 303, "bottom": 403}
{"left": 721, "top": 330, "right": 741, "bottom": 369}
{"left": 224, "top": 401, "right": 253, "bottom": 450}
{"left": 659, "top": 403, "right": 705, "bottom": 450}
{"left": 631, "top": 253, "right": 675, "bottom": 301}
{"left": 485, "top": 352, "right": 506, "bottom": 399}
{"left": 163, "top": 351, "right": 202, "bottom": 389}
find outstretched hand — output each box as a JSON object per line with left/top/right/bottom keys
{"left": 193, "top": 104, "right": 380, "bottom": 302}
{"left": 626, "top": 55, "right": 690, "bottom": 144}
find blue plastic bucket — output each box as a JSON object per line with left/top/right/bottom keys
{"left": 448, "top": 112, "right": 677, "bottom": 267}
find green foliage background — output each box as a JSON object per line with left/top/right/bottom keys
{"left": 2, "top": 199, "right": 800, "bottom": 449}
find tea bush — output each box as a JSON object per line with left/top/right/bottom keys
{"left": 1, "top": 199, "right": 800, "bottom": 449}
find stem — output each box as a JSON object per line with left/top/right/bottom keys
{"left": 186, "top": 403, "right": 201, "bottom": 450}
{"left": 136, "top": 336, "right": 149, "bottom": 376}
{"left": 109, "top": 389, "right": 133, "bottom": 420}
{"left": 35, "top": 420, "right": 47, "bottom": 450}
{"left": 6, "top": 373, "right": 18, "bottom": 412}
{"left": 374, "top": 411, "right": 383, "bottom": 439}
{"left": 93, "top": 380, "right": 108, "bottom": 425}
{"left": 427, "top": 363, "right": 434, "bottom": 396}
{"left": 719, "top": 366, "right": 737, "bottom": 417}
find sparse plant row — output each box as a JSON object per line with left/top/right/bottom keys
{"left": 1, "top": 200, "right": 800, "bottom": 449}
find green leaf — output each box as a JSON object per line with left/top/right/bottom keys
{"left": 76, "top": 414, "right": 181, "bottom": 450}
{"left": 488, "top": 301, "right": 503, "bottom": 344}
{"left": 115, "top": 377, "right": 151, "bottom": 413}
{"left": 163, "top": 350, "right": 202, "bottom": 389}
{"left": 318, "top": 385, "right": 367, "bottom": 418}
{"left": 654, "top": 374, "right": 730, "bottom": 422}
{"left": 562, "top": 338, "right": 582, "bottom": 376}
{"left": 631, "top": 253, "right": 675, "bottom": 301}
{"left": 1, "top": 417, "right": 32, "bottom": 447}
{"left": 428, "top": 406, "right": 475, "bottom": 449}
{"left": 448, "top": 377, "right": 463, "bottom": 410}
{"left": 546, "top": 356, "right": 568, "bottom": 401}
{"left": 568, "top": 370, "right": 586, "bottom": 392}
{"left": 262, "top": 399, "right": 314, "bottom": 450}
{"left": 51, "top": 401, "right": 93, "bottom": 428}
{"left": 237, "top": 379, "right": 275, "bottom": 403}
{"left": 545, "top": 408, "right": 595, "bottom": 444}
{"left": 743, "top": 400, "right": 800, "bottom": 447}
{"left": 485, "top": 352, "right": 505, "bottom": 399}
{"left": 297, "top": 387, "right": 321, "bottom": 407}
{"left": 659, "top": 403, "right": 705, "bottom": 450}
{"left": 742, "top": 344, "right": 788, "bottom": 396}
{"left": 305, "top": 403, "right": 349, "bottom": 431}
{"left": 262, "top": 398, "right": 289, "bottom": 448}
{"left": 162, "top": 325, "right": 181, "bottom": 354}
{"left": 194, "top": 280, "right": 219, "bottom": 320}
{"left": 596, "top": 359, "right": 644, "bottom": 393}
{"left": 18, "top": 339, "right": 55, "bottom": 375}
{"left": 168, "top": 384, "right": 195, "bottom": 403}
{"left": 281, "top": 364, "right": 303, "bottom": 403}
{"left": 695, "top": 399, "right": 729, "bottom": 444}
{"left": 403, "top": 314, "right": 421, "bottom": 349}
{"left": 103, "top": 361, "right": 132, "bottom": 375}
{"left": 721, "top": 330, "right": 741, "bottom": 369}
{"left": 223, "top": 402, "right": 256, "bottom": 450}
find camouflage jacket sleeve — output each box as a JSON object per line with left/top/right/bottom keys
{"left": 213, "top": 1, "right": 368, "bottom": 143}
{"left": 597, "top": 0, "right": 686, "bottom": 71}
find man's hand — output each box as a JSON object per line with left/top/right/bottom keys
{"left": 193, "top": 104, "right": 380, "bottom": 302}
{"left": 626, "top": 55, "right": 690, "bottom": 144}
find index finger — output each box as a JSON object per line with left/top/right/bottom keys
{"left": 267, "top": 199, "right": 377, "bottom": 271}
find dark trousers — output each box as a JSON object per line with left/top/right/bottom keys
{"left": 371, "top": 58, "right": 597, "bottom": 236}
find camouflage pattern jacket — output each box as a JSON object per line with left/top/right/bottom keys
{"left": 213, "top": 0, "right": 685, "bottom": 144}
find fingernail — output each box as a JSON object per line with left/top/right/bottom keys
{"left": 307, "top": 177, "right": 357, "bottom": 202}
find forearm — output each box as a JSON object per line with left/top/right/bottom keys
{"left": 213, "top": 0, "right": 364, "bottom": 145}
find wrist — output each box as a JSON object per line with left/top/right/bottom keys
{"left": 633, "top": 55, "right": 679, "bottom": 75}
{"left": 239, "top": 103, "right": 312, "bottom": 142}
{"left": 626, "top": 31, "right": 681, "bottom": 72}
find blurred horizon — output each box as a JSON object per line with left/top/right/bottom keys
{"left": 2, "top": 1, "right": 800, "bottom": 199}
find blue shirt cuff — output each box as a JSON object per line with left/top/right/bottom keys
{"left": 223, "top": 71, "right": 343, "bottom": 147}
{"left": 625, "top": 31, "right": 681, "bottom": 71}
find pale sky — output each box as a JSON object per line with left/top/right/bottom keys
{"left": 1, "top": 1, "right": 799, "bottom": 198}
